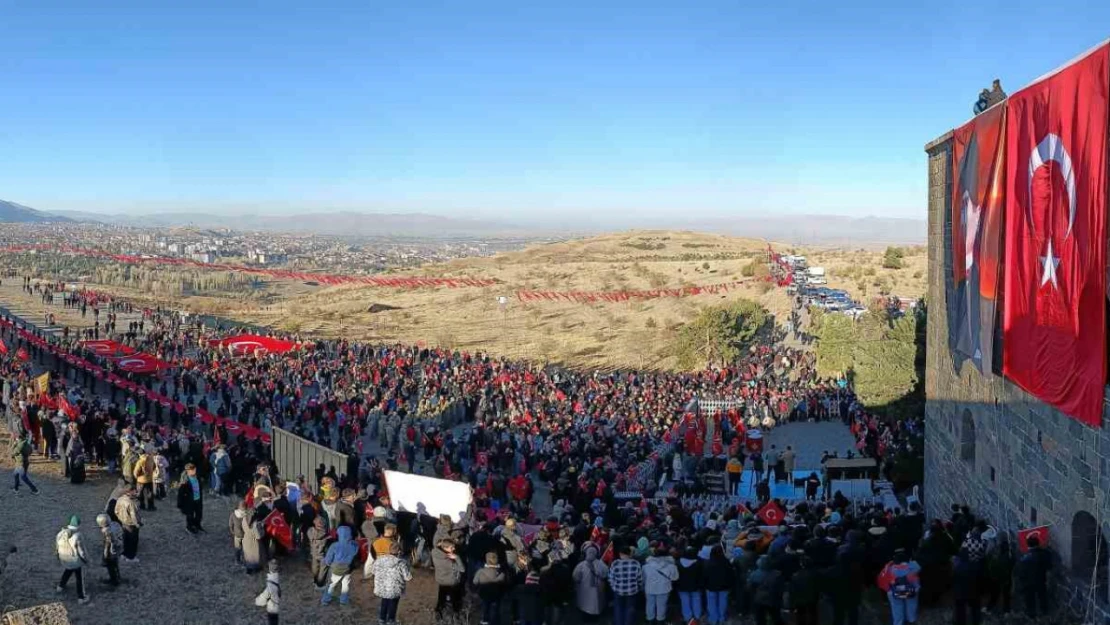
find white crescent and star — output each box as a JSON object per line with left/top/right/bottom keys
{"left": 1027, "top": 133, "right": 1078, "bottom": 290}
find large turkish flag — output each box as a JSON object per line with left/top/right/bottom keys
{"left": 1003, "top": 43, "right": 1109, "bottom": 427}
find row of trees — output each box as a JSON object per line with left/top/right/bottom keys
{"left": 811, "top": 303, "right": 925, "bottom": 413}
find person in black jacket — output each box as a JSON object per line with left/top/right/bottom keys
{"left": 790, "top": 555, "right": 821, "bottom": 625}
{"left": 675, "top": 547, "right": 705, "bottom": 622}
{"left": 703, "top": 546, "right": 736, "bottom": 625}
{"left": 176, "top": 463, "right": 204, "bottom": 533}
{"left": 1015, "top": 536, "right": 1051, "bottom": 618}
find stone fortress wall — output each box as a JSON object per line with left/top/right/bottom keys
{"left": 924, "top": 131, "right": 1110, "bottom": 617}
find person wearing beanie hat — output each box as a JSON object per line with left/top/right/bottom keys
{"left": 55, "top": 514, "right": 90, "bottom": 604}
{"left": 94, "top": 513, "right": 124, "bottom": 586}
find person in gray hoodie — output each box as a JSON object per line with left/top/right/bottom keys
{"left": 321, "top": 525, "right": 359, "bottom": 606}
{"left": 642, "top": 546, "right": 680, "bottom": 623}
{"left": 432, "top": 538, "right": 467, "bottom": 617}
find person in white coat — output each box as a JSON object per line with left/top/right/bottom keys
{"left": 55, "top": 514, "right": 91, "bottom": 604}
{"left": 254, "top": 560, "right": 281, "bottom": 625}
{"left": 642, "top": 547, "right": 679, "bottom": 623}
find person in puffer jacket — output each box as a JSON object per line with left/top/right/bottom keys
{"left": 306, "top": 517, "right": 330, "bottom": 589}
{"left": 321, "top": 526, "right": 359, "bottom": 606}
{"left": 432, "top": 538, "right": 466, "bottom": 617}
{"left": 642, "top": 546, "right": 679, "bottom": 623}
{"left": 372, "top": 541, "right": 412, "bottom": 625}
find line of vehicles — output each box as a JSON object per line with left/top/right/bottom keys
{"left": 781, "top": 255, "right": 867, "bottom": 318}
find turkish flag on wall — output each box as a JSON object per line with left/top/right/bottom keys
{"left": 1003, "top": 43, "right": 1109, "bottom": 427}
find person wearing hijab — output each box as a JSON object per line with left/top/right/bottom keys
{"left": 572, "top": 543, "right": 608, "bottom": 621}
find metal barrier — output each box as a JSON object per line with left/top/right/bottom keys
{"left": 270, "top": 427, "right": 351, "bottom": 493}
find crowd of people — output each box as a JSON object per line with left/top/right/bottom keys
{"left": 1, "top": 280, "right": 1054, "bottom": 625}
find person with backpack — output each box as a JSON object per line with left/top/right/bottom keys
{"left": 10, "top": 430, "right": 39, "bottom": 494}
{"left": 321, "top": 525, "right": 359, "bottom": 606}
{"left": 877, "top": 548, "right": 921, "bottom": 625}
{"left": 95, "top": 514, "right": 123, "bottom": 587}
{"left": 55, "top": 515, "right": 91, "bottom": 604}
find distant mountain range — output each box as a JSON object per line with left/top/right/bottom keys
{"left": 46, "top": 209, "right": 531, "bottom": 238}
{"left": 0, "top": 199, "right": 925, "bottom": 244}
{"left": 0, "top": 199, "right": 72, "bottom": 223}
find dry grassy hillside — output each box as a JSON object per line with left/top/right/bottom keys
{"left": 62, "top": 232, "right": 926, "bottom": 371}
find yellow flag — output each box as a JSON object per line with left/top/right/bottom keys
{"left": 35, "top": 372, "right": 50, "bottom": 394}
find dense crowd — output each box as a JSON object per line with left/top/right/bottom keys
{"left": 2, "top": 281, "right": 1018, "bottom": 625}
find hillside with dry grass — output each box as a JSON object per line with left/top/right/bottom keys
{"left": 41, "top": 231, "right": 927, "bottom": 372}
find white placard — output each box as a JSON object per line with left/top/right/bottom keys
{"left": 383, "top": 470, "right": 472, "bottom": 522}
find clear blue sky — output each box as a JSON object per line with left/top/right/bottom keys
{"left": 0, "top": 1, "right": 1107, "bottom": 224}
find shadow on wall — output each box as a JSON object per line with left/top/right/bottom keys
{"left": 925, "top": 394, "right": 1110, "bottom": 607}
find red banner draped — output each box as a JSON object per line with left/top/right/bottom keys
{"left": 1003, "top": 43, "right": 1109, "bottom": 427}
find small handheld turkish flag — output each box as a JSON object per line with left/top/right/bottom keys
{"left": 264, "top": 509, "right": 294, "bottom": 552}
{"left": 1018, "top": 525, "right": 1050, "bottom": 553}
{"left": 757, "top": 501, "right": 785, "bottom": 526}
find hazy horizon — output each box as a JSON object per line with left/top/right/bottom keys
{"left": 5, "top": 3, "right": 1106, "bottom": 224}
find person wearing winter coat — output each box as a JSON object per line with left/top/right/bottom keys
{"left": 153, "top": 450, "right": 169, "bottom": 499}
{"left": 747, "top": 555, "right": 784, "bottom": 625}
{"left": 114, "top": 488, "right": 142, "bottom": 562}
{"left": 96, "top": 514, "right": 123, "bottom": 587}
{"left": 474, "top": 551, "right": 507, "bottom": 625}
{"left": 985, "top": 533, "right": 1014, "bottom": 615}
{"left": 514, "top": 562, "right": 544, "bottom": 625}
{"left": 306, "top": 517, "right": 329, "bottom": 589}
{"left": 177, "top": 463, "right": 205, "bottom": 533}
{"left": 1015, "top": 535, "right": 1052, "bottom": 618}
{"left": 241, "top": 510, "right": 269, "bottom": 574}
{"left": 572, "top": 543, "right": 608, "bottom": 621}
{"left": 642, "top": 547, "right": 679, "bottom": 623}
{"left": 229, "top": 499, "right": 247, "bottom": 564}
{"left": 703, "top": 545, "right": 736, "bottom": 625}
{"left": 675, "top": 547, "right": 705, "bottom": 623}
{"left": 789, "top": 555, "right": 821, "bottom": 625}
{"left": 321, "top": 525, "right": 359, "bottom": 606}
{"left": 133, "top": 447, "right": 157, "bottom": 511}
{"left": 500, "top": 518, "right": 525, "bottom": 567}
{"left": 55, "top": 515, "right": 90, "bottom": 604}
{"left": 254, "top": 560, "right": 281, "bottom": 625}
{"left": 432, "top": 538, "right": 466, "bottom": 617}
{"left": 371, "top": 541, "right": 413, "bottom": 625}
{"left": 877, "top": 548, "right": 922, "bottom": 625}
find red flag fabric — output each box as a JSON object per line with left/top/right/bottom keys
{"left": 59, "top": 396, "right": 80, "bottom": 420}
{"left": 113, "top": 353, "right": 168, "bottom": 374}
{"left": 1003, "top": 44, "right": 1109, "bottom": 427}
{"left": 601, "top": 542, "right": 615, "bottom": 565}
{"left": 16, "top": 348, "right": 29, "bottom": 362}
{"left": 214, "top": 334, "right": 299, "bottom": 356}
{"left": 81, "top": 340, "right": 135, "bottom": 357}
{"left": 264, "top": 509, "right": 294, "bottom": 551}
{"left": 1017, "top": 525, "right": 1051, "bottom": 553}
{"left": 757, "top": 501, "right": 785, "bottom": 526}
{"left": 0, "top": 340, "right": 8, "bottom": 355}
{"left": 950, "top": 102, "right": 1006, "bottom": 373}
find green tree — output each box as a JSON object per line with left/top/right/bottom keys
{"left": 882, "top": 246, "right": 905, "bottom": 269}
{"left": 674, "top": 299, "right": 768, "bottom": 369}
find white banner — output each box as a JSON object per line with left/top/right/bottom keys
{"left": 383, "top": 470, "right": 473, "bottom": 522}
